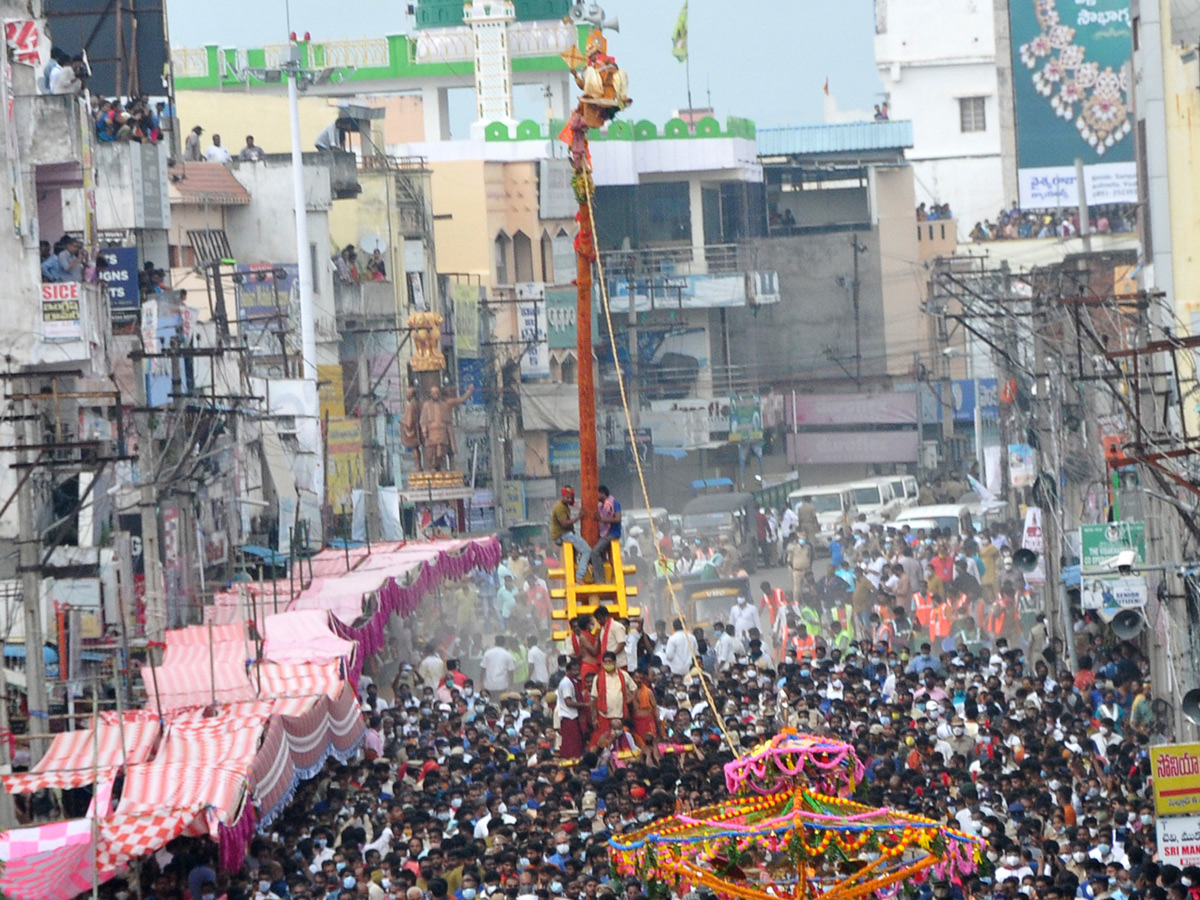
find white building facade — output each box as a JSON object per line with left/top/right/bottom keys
{"left": 874, "top": 0, "right": 1006, "bottom": 236}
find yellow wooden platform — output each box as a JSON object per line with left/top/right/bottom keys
{"left": 549, "top": 539, "right": 640, "bottom": 640}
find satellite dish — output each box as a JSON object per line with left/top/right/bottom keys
{"left": 1182, "top": 689, "right": 1200, "bottom": 726}
{"left": 1013, "top": 548, "right": 1039, "bottom": 573}
{"left": 1111, "top": 609, "right": 1144, "bottom": 640}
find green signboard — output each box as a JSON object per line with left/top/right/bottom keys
{"left": 728, "top": 395, "right": 763, "bottom": 442}
{"left": 546, "top": 289, "right": 598, "bottom": 350}
{"left": 1008, "top": 0, "right": 1136, "bottom": 206}
{"left": 1080, "top": 521, "right": 1146, "bottom": 571}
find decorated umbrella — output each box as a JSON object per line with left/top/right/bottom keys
{"left": 610, "top": 730, "right": 984, "bottom": 900}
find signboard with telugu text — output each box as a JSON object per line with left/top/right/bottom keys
{"left": 546, "top": 288, "right": 597, "bottom": 350}
{"left": 1150, "top": 744, "right": 1200, "bottom": 816}
{"left": 1008, "top": 0, "right": 1136, "bottom": 206}
{"left": 41, "top": 282, "right": 82, "bottom": 340}
{"left": 1157, "top": 815, "right": 1200, "bottom": 868}
{"left": 516, "top": 282, "right": 549, "bottom": 380}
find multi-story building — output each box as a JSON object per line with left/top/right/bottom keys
{"left": 874, "top": 0, "right": 1006, "bottom": 237}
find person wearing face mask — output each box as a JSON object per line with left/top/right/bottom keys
{"left": 587, "top": 651, "right": 633, "bottom": 752}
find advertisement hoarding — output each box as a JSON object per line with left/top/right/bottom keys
{"left": 1080, "top": 521, "right": 1146, "bottom": 570}
{"left": 41, "top": 282, "right": 82, "bottom": 340}
{"left": 1157, "top": 815, "right": 1200, "bottom": 868}
{"left": 516, "top": 282, "right": 549, "bottom": 380}
{"left": 1008, "top": 0, "right": 1136, "bottom": 207}
{"left": 1150, "top": 744, "right": 1200, "bottom": 816}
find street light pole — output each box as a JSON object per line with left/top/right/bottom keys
{"left": 969, "top": 334, "right": 985, "bottom": 481}
{"left": 286, "top": 45, "right": 318, "bottom": 384}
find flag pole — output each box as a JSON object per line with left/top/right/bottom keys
{"left": 685, "top": 43, "right": 694, "bottom": 120}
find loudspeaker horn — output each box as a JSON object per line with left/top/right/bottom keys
{"left": 1183, "top": 689, "right": 1200, "bottom": 726}
{"left": 1012, "top": 548, "right": 1039, "bottom": 573}
{"left": 603, "top": 15, "right": 620, "bottom": 31}
{"left": 1111, "top": 609, "right": 1144, "bottom": 640}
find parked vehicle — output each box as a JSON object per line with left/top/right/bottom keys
{"left": 681, "top": 575, "right": 754, "bottom": 629}
{"left": 681, "top": 491, "right": 757, "bottom": 572}
{"left": 892, "top": 504, "right": 974, "bottom": 538}
{"left": 846, "top": 479, "right": 900, "bottom": 524}
{"left": 884, "top": 475, "right": 919, "bottom": 511}
{"left": 787, "top": 484, "right": 857, "bottom": 548}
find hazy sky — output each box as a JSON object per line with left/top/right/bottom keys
{"left": 167, "top": 0, "right": 884, "bottom": 130}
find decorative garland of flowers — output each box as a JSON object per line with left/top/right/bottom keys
{"left": 723, "top": 730, "right": 866, "bottom": 798}
{"left": 611, "top": 732, "right": 984, "bottom": 900}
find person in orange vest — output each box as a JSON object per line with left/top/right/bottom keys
{"left": 987, "top": 593, "right": 1012, "bottom": 641}
{"left": 911, "top": 590, "right": 934, "bottom": 628}
{"left": 760, "top": 580, "right": 787, "bottom": 634}
{"left": 869, "top": 611, "right": 895, "bottom": 650}
{"left": 928, "top": 597, "right": 953, "bottom": 644}
{"left": 782, "top": 612, "right": 816, "bottom": 661}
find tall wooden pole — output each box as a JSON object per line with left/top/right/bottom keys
{"left": 576, "top": 196, "right": 599, "bottom": 546}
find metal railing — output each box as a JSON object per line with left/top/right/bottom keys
{"left": 598, "top": 243, "right": 756, "bottom": 278}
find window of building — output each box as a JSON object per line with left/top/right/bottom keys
{"left": 540, "top": 232, "right": 554, "bottom": 283}
{"left": 513, "top": 231, "right": 534, "bottom": 283}
{"left": 552, "top": 229, "right": 574, "bottom": 282}
{"left": 959, "top": 96, "right": 986, "bottom": 133}
{"left": 495, "top": 232, "right": 511, "bottom": 285}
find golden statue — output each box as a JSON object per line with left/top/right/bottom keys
{"left": 408, "top": 311, "right": 446, "bottom": 372}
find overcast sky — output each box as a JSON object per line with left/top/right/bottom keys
{"left": 166, "top": 0, "right": 884, "bottom": 130}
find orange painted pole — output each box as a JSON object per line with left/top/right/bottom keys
{"left": 576, "top": 183, "right": 599, "bottom": 546}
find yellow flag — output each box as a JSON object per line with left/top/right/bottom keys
{"left": 672, "top": 1, "right": 688, "bottom": 62}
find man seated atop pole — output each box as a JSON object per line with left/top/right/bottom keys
{"left": 550, "top": 485, "right": 590, "bottom": 584}
{"left": 588, "top": 485, "right": 622, "bottom": 580}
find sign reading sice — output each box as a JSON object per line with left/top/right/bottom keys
{"left": 1150, "top": 743, "right": 1200, "bottom": 815}
{"left": 1157, "top": 815, "right": 1200, "bottom": 867}
{"left": 41, "top": 282, "right": 81, "bottom": 340}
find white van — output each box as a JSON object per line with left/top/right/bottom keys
{"left": 884, "top": 475, "right": 919, "bottom": 511}
{"left": 892, "top": 504, "right": 974, "bottom": 538}
{"left": 846, "top": 479, "right": 899, "bottom": 524}
{"left": 787, "top": 484, "right": 857, "bottom": 547}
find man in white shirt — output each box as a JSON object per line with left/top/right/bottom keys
{"left": 729, "top": 596, "right": 761, "bottom": 641}
{"left": 480, "top": 635, "right": 516, "bottom": 696}
{"left": 418, "top": 646, "right": 445, "bottom": 688}
{"left": 204, "top": 134, "right": 233, "bottom": 163}
{"left": 526, "top": 635, "right": 549, "bottom": 686}
{"left": 713, "top": 623, "right": 744, "bottom": 672}
{"left": 593, "top": 605, "right": 627, "bottom": 669}
{"left": 663, "top": 618, "right": 697, "bottom": 676}
{"left": 555, "top": 658, "right": 584, "bottom": 758}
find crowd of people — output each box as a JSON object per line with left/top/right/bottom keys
{"left": 969, "top": 205, "right": 1136, "bottom": 242}
{"left": 81, "top": 482, "right": 1185, "bottom": 900}
{"left": 917, "top": 203, "right": 954, "bottom": 222}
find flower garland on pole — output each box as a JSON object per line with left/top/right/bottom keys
{"left": 610, "top": 732, "right": 984, "bottom": 900}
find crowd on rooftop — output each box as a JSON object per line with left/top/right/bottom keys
{"left": 968, "top": 205, "right": 1136, "bottom": 242}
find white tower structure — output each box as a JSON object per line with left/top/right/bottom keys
{"left": 464, "top": 0, "right": 517, "bottom": 129}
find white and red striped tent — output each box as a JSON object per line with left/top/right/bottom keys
{"left": 142, "top": 659, "right": 255, "bottom": 711}
{"left": 0, "top": 711, "right": 160, "bottom": 794}
{"left": 0, "top": 818, "right": 98, "bottom": 900}
{"left": 252, "top": 661, "right": 345, "bottom": 699}
{"left": 261, "top": 609, "right": 356, "bottom": 665}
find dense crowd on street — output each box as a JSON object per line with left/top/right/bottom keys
{"left": 84, "top": 483, "right": 1189, "bottom": 900}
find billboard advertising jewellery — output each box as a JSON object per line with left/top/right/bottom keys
{"left": 1009, "top": 0, "right": 1136, "bottom": 207}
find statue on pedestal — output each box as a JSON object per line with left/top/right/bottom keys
{"left": 418, "top": 384, "right": 474, "bottom": 472}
